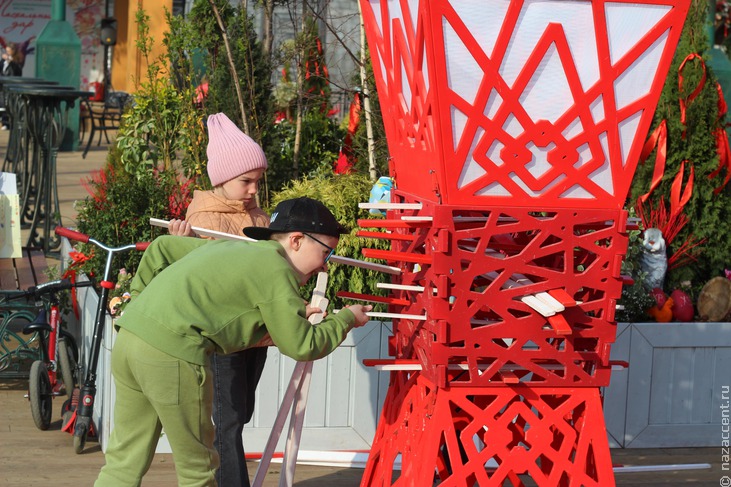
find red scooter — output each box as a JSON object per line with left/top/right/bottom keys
{"left": 55, "top": 226, "right": 149, "bottom": 453}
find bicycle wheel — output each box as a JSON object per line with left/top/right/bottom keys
{"left": 29, "top": 360, "right": 52, "bottom": 430}
{"left": 57, "top": 338, "right": 77, "bottom": 396}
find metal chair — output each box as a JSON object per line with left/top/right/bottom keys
{"left": 81, "top": 91, "right": 131, "bottom": 159}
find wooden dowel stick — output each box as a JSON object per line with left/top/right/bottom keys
{"left": 149, "top": 218, "right": 402, "bottom": 275}
{"left": 366, "top": 311, "right": 426, "bottom": 320}
{"left": 535, "top": 291, "right": 565, "bottom": 312}
{"left": 329, "top": 254, "right": 402, "bottom": 274}
{"left": 521, "top": 295, "right": 556, "bottom": 317}
{"left": 400, "top": 216, "right": 432, "bottom": 221}
{"left": 358, "top": 202, "right": 422, "bottom": 210}
{"left": 377, "top": 282, "right": 425, "bottom": 292}
{"left": 337, "top": 291, "right": 410, "bottom": 306}
{"left": 150, "top": 217, "right": 255, "bottom": 241}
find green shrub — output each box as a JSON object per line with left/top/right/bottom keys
{"left": 115, "top": 8, "right": 206, "bottom": 180}
{"left": 266, "top": 111, "right": 346, "bottom": 200}
{"left": 269, "top": 174, "right": 390, "bottom": 309}
{"left": 73, "top": 147, "right": 184, "bottom": 284}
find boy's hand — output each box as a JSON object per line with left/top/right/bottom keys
{"left": 345, "top": 305, "right": 373, "bottom": 327}
{"left": 168, "top": 219, "right": 194, "bottom": 237}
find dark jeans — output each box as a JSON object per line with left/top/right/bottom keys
{"left": 212, "top": 346, "right": 268, "bottom": 487}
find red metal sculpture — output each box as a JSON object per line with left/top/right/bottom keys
{"left": 357, "top": 1, "right": 690, "bottom": 485}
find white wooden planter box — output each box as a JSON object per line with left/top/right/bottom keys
{"left": 604, "top": 322, "right": 731, "bottom": 448}
{"left": 78, "top": 282, "right": 731, "bottom": 453}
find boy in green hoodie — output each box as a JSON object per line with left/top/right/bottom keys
{"left": 95, "top": 197, "right": 372, "bottom": 487}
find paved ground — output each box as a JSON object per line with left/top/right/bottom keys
{"left": 1, "top": 374, "right": 726, "bottom": 487}
{"left": 0, "top": 129, "right": 728, "bottom": 486}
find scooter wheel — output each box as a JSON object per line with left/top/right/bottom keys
{"left": 62, "top": 409, "right": 74, "bottom": 429}
{"left": 74, "top": 423, "right": 87, "bottom": 454}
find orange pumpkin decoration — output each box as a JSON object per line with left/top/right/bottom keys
{"left": 647, "top": 297, "right": 675, "bottom": 322}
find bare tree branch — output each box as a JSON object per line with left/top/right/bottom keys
{"left": 208, "top": 0, "right": 250, "bottom": 134}
{"left": 303, "top": 0, "right": 363, "bottom": 67}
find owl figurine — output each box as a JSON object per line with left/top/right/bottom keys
{"left": 640, "top": 227, "right": 668, "bottom": 290}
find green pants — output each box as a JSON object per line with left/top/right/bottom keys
{"left": 95, "top": 328, "right": 218, "bottom": 487}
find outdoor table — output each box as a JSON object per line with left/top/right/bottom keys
{"left": 4, "top": 84, "right": 72, "bottom": 231}
{"left": 4, "top": 85, "right": 92, "bottom": 255}
{"left": 0, "top": 78, "right": 60, "bottom": 184}
{"left": 0, "top": 77, "right": 56, "bottom": 84}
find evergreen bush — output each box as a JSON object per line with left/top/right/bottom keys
{"left": 628, "top": 0, "right": 731, "bottom": 297}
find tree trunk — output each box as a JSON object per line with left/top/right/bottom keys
{"left": 208, "top": 0, "right": 249, "bottom": 134}
{"left": 358, "top": 1, "right": 377, "bottom": 182}
{"left": 262, "top": 0, "right": 274, "bottom": 60}
{"left": 293, "top": 98, "right": 303, "bottom": 179}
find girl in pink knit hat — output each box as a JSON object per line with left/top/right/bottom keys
{"left": 170, "top": 112, "right": 269, "bottom": 237}
{"left": 168, "top": 112, "right": 269, "bottom": 487}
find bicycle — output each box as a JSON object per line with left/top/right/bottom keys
{"left": 54, "top": 226, "right": 149, "bottom": 453}
{"left": 1, "top": 278, "right": 94, "bottom": 430}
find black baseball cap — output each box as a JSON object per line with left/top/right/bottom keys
{"left": 243, "top": 197, "right": 348, "bottom": 240}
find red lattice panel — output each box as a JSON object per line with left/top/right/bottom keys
{"left": 360, "top": 0, "right": 690, "bottom": 208}
{"left": 360, "top": 192, "right": 628, "bottom": 388}
{"left": 361, "top": 371, "right": 615, "bottom": 487}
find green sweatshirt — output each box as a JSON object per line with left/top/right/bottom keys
{"left": 116, "top": 236, "right": 356, "bottom": 365}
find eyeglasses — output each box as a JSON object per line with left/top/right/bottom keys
{"left": 303, "top": 233, "right": 335, "bottom": 263}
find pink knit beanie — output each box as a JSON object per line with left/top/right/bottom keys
{"left": 206, "top": 113, "right": 268, "bottom": 186}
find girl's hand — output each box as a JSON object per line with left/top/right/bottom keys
{"left": 168, "top": 219, "right": 194, "bottom": 237}
{"left": 345, "top": 305, "right": 373, "bottom": 327}
{"left": 305, "top": 304, "right": 326, "bottom": 319}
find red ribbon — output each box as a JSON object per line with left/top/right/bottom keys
{"left": 709, "top": 81, "right": 731, "bottom": 195}
{"left": 717, "top": 81, "right": 728, "bottom": 120}
{"left": 712, "top": 127, "right": 731, "bottom": 194}
{"left": 669, "top": 159, "right": 693, "bottom": 219}
{"left": 334, "top": 92, "right": 363, "bottom": 175}
{"left": 62, "top": 250, "right": 93, "bottom": 319}
{"left": 678, "top": 53, "right": 707, "bottom": 137}
{"left": 638, "top": 120, "right": 667, "bottom": 204}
